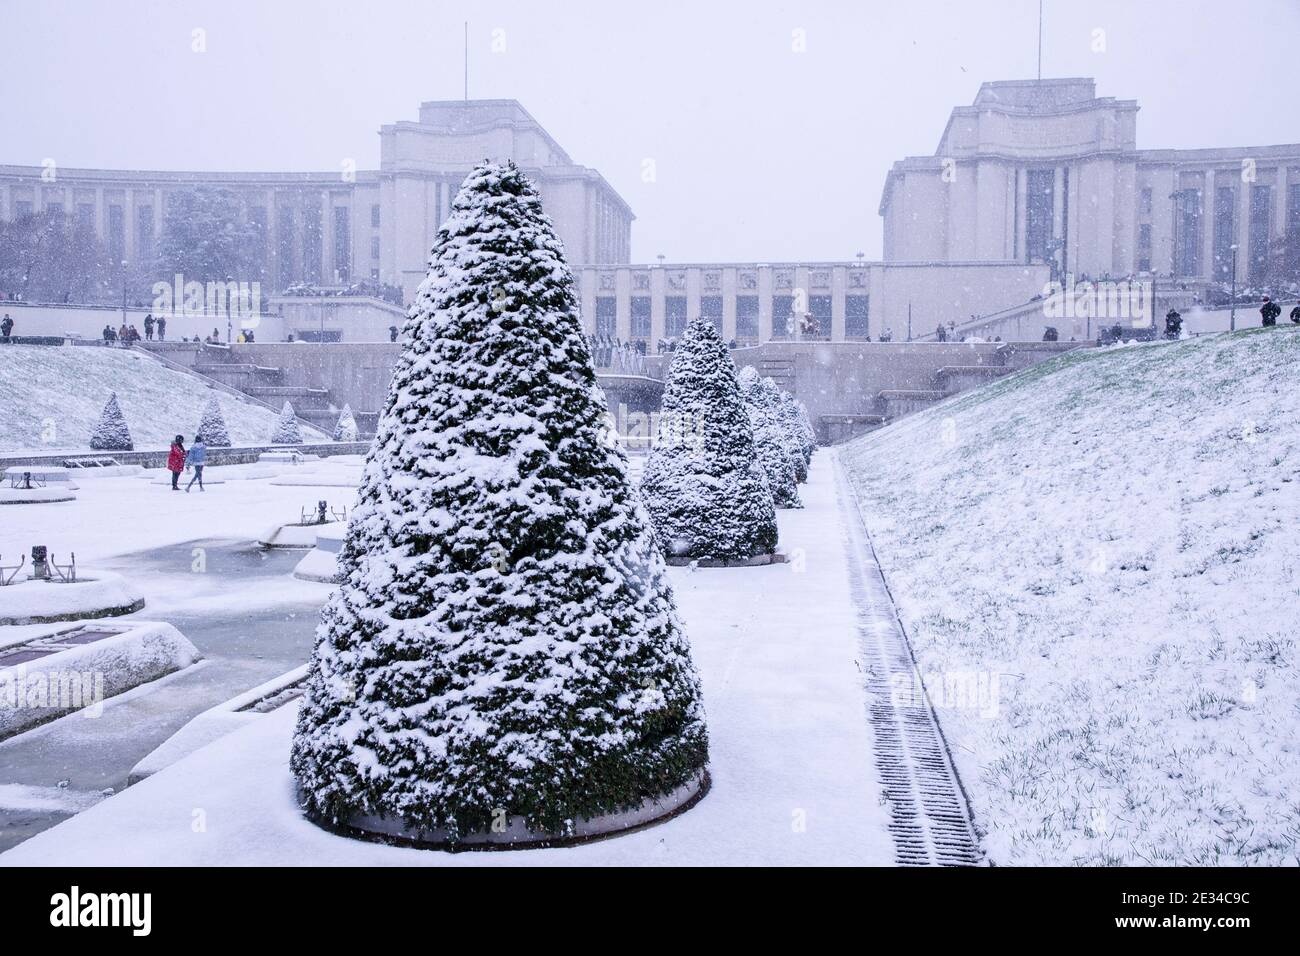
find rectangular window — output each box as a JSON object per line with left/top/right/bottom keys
{"left": 333, "top": 206, "right": 351, "bottom": 283}
{"left": 13, "top": 200, "right": 33, "bottom": 219}
{"left": 1137, "top": 223, "right": 1152, "bottom": 273}
{"left": 807, "top": 294, "right": 832, "bottom": 340}
{"left": 1248, "top": 185, "right": 1272, "bottom": 280}
{"left": 1287, "top": 183, "right": 1300, "bottom": 279}
{"left": 370, "top": 236, "right": 381, "bottom": 260}
{"left": 1213, "top": 186, "right": 1237, "bottom": 282}
{"left": 1139, "top": 187, "right": 1153, "bottom": 216}
{"left": 302, "top": 204, "right": 322, "bottom": 283}
{"left": 771, "top": 294, "right": 794, "bottom": 339}
{"left": 630, "top": 296, "right": 651, "bottom": 338}
{"left": 248, "top": 205, "right": 268, "bottom": 280}
{"left": 371, "top": 204, "right": 381, "bottom": 228}
{"left": 135, "top": 204, "right": 153, "bottom": 262}
{"left": 700, "top": 295, "right": 723, "bottom": 334}
{"left": 107, "top": 204, "right": 125, "bottom": 263}
{"left": 77, "top": 203, "right": 96, "bottom": 231}
{"left": 595, "top": 296, "right": 617, "bottom": 336}
{"left": 1026, "top": 169, "right": 1055, "bottom": 265}
{"left": 1174, "top": 188, "right": 1201, "bottom": 277}
{"left": 735, "top": 295, "right": 759, "bottom": 343}
{"left": 845, "top": 295, "right": 869, "bottom": 339}
{"left": 45, "top": 201, "right": 64, "bottom": 218}
{"left": 277, "top": 206, "right": 296, "bottom": 288}
{"left": 665, "top": 296, "right": 688, "bottom": 338}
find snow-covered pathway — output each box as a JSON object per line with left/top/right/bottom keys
{"left": 834, "top": 457, "right": 982, "bottom": 866}
{"left": 1, "top": 453, "right": 899, "bottom": 865}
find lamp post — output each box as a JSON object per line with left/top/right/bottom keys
{"left": 120, "top": 259, "right": 128, "bottom": 327}
{"left": 1229, "top": 243, "right": 1239, "bottom": 332}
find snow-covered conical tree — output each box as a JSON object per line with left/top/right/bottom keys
{"left": 270, "top": 401, "right": 302, "bottom": 444}
{"left": 332, "top": 403, "right": 358, "bottom": 442}
{"left": 291, "top": 160, "right": 708, "bottom": 841}
{"left": 775, "top": 386, "right": 815, "bottom": 475}
{"left": 88, "top": 392, "right": 133, "bottom": 451}
{"left": 195, "top": 395, "right": 231, "bottom": 447}
{"left": 793, "top": 398, "right": 817, "bottom": 456}
{"left": 737, "top": 367, "right": 801, "bottom": 508}
{"left": 641, "top": 317, "right": 778, "bottom": 560}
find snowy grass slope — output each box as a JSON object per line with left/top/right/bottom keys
{"left": 0, "top": 345, "right": 328, "bottom": 452}
{"left": 841, "top": 327, "right": 1300, "bottom": 866}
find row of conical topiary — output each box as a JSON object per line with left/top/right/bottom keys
{"left": 86, "top": 393, "right": 360, "bottom": 450}
{"left": 638, "top": 318, "right": 818, "bottom": 562}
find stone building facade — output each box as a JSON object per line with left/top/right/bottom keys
{"left": 880, "top": 78, "right": 1300, "bottom": 285}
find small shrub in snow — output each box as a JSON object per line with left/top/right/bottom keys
{"left": 737, "top": 367, "right": 801, "bottom": 508}
{"left": 291, "top": 160, "right": 707, "bottom": 840}
{"left": 332, "top": 404, "right": 358, "bottom": 442}
{"left": 270, "top": 401, "right": 302, "bottom": 444}
{"left": 88, "top": 392, "right": 133, "bottom": 451}
{"left": 195, "top": 395, "right": 231, "bottom": 447}
{"left": 641, "top": 317, "right": 778, "bottom": 560}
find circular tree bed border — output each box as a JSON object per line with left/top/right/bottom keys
{"left": 0, "top": 490, "right": 77, "bottom": 505}
{"left": 303, "top": 769, "right": 710, "bottom": 852}
{"left": 664, "top": 552, "right": 786, "bottom": 568}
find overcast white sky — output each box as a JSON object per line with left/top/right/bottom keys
{"left": 3, "top": 0, "right": 1298, "bottom": 263}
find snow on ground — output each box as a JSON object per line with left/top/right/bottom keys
{"left": 0, "top": 455, "right": 896, "bottom": 865}
{"left": 0, "top": 462, "right": 360, "bottom": 565}
{"left": 841, "top": 326, "right": 1300, "bottom": 866}
{"left": 0, "top": 344, "right": 328, "bottom": 452}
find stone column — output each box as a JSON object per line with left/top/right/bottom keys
{"left": 722, "top": 267, "right": 737, "bottom": 342}
{"left": 650, "top": 267, "right": 665, "bottom": 352}
{"left": 615, "top": 268, "right": 631, "bottom": 341}
{"left": 1201, "top": 169, "right": 1216, "bottom": 282}
{"left": 831, "top": 266, "right": 846, "bottom": 342}
{"left": 758, "top": 266, "right": 773, "bottom": 343}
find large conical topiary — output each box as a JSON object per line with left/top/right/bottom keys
{"left": 774, "top": 385, "right": 815, "bottom": 480}
{"left": 737, "top": 367, "right": 801, "bottom": 508}
{"left": 332, "top": 403, "right": 358, "bottom": 442}
{"left": 270, "top": 401, "right": 302, "bottom": 444}
{"left": 88, "top": 392, "right": 133, "bottom": 451}
{"left": 291, "top": 160, "right": 708, "bottom": 841}
{"left": 641, "top": 317, "right": 778, "bottom": 560}
{"left": 195, "top": 395, "right": 231, "bottom": 447}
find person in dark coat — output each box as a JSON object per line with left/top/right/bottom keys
{"left": 1261, "top": 297, "right": 1281, "bottom": 326}
{"left": 102, "top": 324, "right": 114, "bottom": 344}
{"left": 1164, "top": 308, "right": 1182, "bottom": 340}
{"left": 156, "top": 315, "right": 167, "bottom": 340}
{"left": 389, "top": 325, "right": 399, "bottom": 343}
{"left": 1042, "top": 326, "right": 1059, "bottom": 342}
{"left": 167, "top": 436, "right": 186, "bottom": 491}
{"left": 0, "top": 313, "right": 13, "bottom": 340}
{"left": 1290, "top": 303, "right": 1300, "bottom": 325}
{"left": 143, "top": 314, "right": 155, "bottom": 341}
{"left": 935, "top": 323, "right": 947, "bottom": 342}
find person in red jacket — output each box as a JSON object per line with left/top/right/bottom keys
{"left": 166, "top": 435, "right": 186, "bottom": 491}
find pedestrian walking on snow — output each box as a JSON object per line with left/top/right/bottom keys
{"left": 167, "top": 436, "right": 186, "bottom": 491}
{"left": 185, "top": 438, "right": 207, "bottom": 492}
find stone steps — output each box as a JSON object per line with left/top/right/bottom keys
{"left": 932, "top": 365, "right": 1013, "bottom": 395}
{"left": 245, "top": 386, "right": 333, "bottom": 411}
